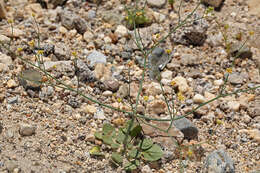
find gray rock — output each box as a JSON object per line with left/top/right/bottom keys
{"left": 173, "top": 117, "right": 198, "bottom": 140}
{"left": 59, "top": 10, "right": 87, "bottom": 34}
{"left": 86, "top": 51, "right": 107, "bottom": 67}
{"left": 250, "top": 170, "right": 260, "bottom": 173}
{"left": 230, "top": 42, "right": 252, "bottom": 59}
{"left": 203, "top": 149, "right": 235, "bottom": 173}
{"left": 180, "top": 54, "right": 199, "bottom": 66}
{"left": 18, "top": 69, "right": 42, "bottom": 90}
{"left": 228, "top": 73, "right": 244, "bottom": 85}
{"left": 201, "top": 0, "right": 224, "bottom": 8}
{"left": 19, "top": 123, "right": 36, "bottom": 136}
{"left": 102, "top": 11, "right": 124, "bottom": 26}
{"left": 206, "top": 32, "right": 223, "bottom": 47}
{"left": 117, "top": 84, "right": 129, "bottom": 98}
{"left": 172, "top": 14, "right": 208, "bottom": 46}
{"left": 44, "top": 61, "right": 74, "bottom": 73}
{"left": 148, "top": 47, "right": 172, "bottom": 80}
{"left": 54, "top": 43, "right": 69, "bottom": 60}
{"left": 5, "top": 161, "right": 18, "bottom": 173}
{"left": 76, "top": 60, "right": 96, "bottom": 82}
{"left": 94, "top": 108, "right": 106, "bottom": 120}
{"left": 7, "top": 96, "right": 18, "bottom": 104}
{"left": 0, "top": 34, "right": 10, "bottom": 44}
{"left": 103, "top": 79, "right": 119, "bottom": 92}
{"left": 147, "top": 0, "right": 166, "bottom": 8}
{"left": 121, "top": 51, "right": 132, "bottom": 60}
{"left": 87, "top": 10, "right": 96, "bottom": 19}
{"left": 73, "top": 17, "right": 87, "bottom": 34}
{"left": 0, "top": 53, "right": 12, "bottom": 65}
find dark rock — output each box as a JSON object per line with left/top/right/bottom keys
{"left": 171, "top": 14, "right": 208, "bottom": 46}
{"left": 76, "top": 60, "right": 96, "bottom": 82}
{"left": 203, "top": 149, "right": 235, "bottom": 173}
{"left": 201, "top": 0, "right": 224, "bottom": 8}
{"left": 0, "top": 122, "right": 3, "bottom": 134}
{"left": 73, "top": 17, "right": 87, "bottom": 34}
{"left": 49, "top": 0, "right": 68, "bottom": 8}
{"left": 148, "top": 47, "right": 173, "bottom": 80}
{"left": 7, "top": 96, "right": 18, "bottom": 104}
{"left": 173, "top": 117, "right": 198, "bottom": 140}
{"left": 230, "top": 42, "right": 253, "bottom": 59}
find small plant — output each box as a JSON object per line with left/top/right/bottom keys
{"left": 125, "top": 9, "right": 152, "bottom": 30}
{"left": 91, "top": 121, "right": 163, "bottom": 171}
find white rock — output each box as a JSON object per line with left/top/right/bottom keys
{"left": 0, "top": 53, "right": 12, "bottom": 65}
{"left": 83, "top": 31, "right": 94, "bottom": 42}
{"left": 141, "top": 165, "right": 152, "bottom": 173}
{"left": 148, "top": 100, "right": 166, "bottom": 114}
{"left": 59, "top": 26, "right": 68, "bottom": 34}
{"left": 0, "top": 63, "right": 8, "bottom": 72}
{"left": 173, "top": 76, "right": 189, "bottom": 93}
{"left": 227, "top": 101, "right": 240, "bottom": 111}
{"left": 7, "top": 79, "right": 18, "bottom": 88}
{"left": 214, "top": 79, "right": 224, "bottom": 86}
{"left": 115, "top": 25, "right": 128, "bottom": 37}
{"left": 161, "top": 70, "right": 173, "bottom": 80}
{"left": 193, "top": 94, "right": 206, "bottom": 104}
{"left": 103, "top": 90, "right": 113, "bottom": 97}
{"left": 0, "top": 34, "right": 10, "bottom": 43}
{"left": 82, "top": 105, "right": 97, "bottom": 115}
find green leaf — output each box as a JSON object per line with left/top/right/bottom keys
{"left": 129, "top": 148, "right": 141, "bottom": 158}
{"left": 124, "top": 160, "right": 140, "bottom": 171}
{"left": 139, "top": 138, "right": 153, "bottom": 150}
{"left": 111, "top": 142, "right": 120, "bottom": 149}
{"left": 116, "top": 130, "right": 126, "bottom": 144}
{"left": 89, "top": 146, "right": 103, "bottom": 156}
{"left": 130, "top": 125, "right": 142, "bottom": 138}
{"left": 142, "top": 144, "right": 163, "bottom": 162}
{"left": 102, "top": 123, "right": 115, "bottom": 136}
{"left": 94, "top": 132, "right": 103, "bottom": 140}
{"left": 111, "top": 152, "right": 123, "bottom": 164}
{"left": 102, "top": 135, "right": 114, "bottom": 145}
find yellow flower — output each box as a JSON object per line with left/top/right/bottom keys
{"left": 216, "top": 119, "right": 223, "bottom": 125}
{"left": 224, "top": 24, "right": 229, "bottom": 30}
{"left": 28, "top": 40, "right": 35, "bottom": 47}
{"left": 166, "top": 49, "right": 172, "bottom": 54}
{"left": 125, "top": 16, "right": 129, "bottom": 20}
{"left": 37, "top": 50, "right": 44, "bottom": 55}
{"left": 177, "top": 92, "right": 185, "bottom": 102}
{"left": 7, "top": 19, "right": 13, "bottom": 24}
{"left": 127, "top": 60, "right": 133, "bottom": 67}
{"left": 249, "top": 31, "right": 254, "bottom": 36}
{"left": 226, "top": 68, "right": 232, "bottom": 74}
{"left": 143, "top": 95, "right": 149, "bottom": 102}
{"left": 170, "top": 80, "right": 176, "bottom": 87}
{"left": 72, "top": 51, "right": 77, "bottom": 57}
{"left": 52, "top": 65, "right": 57, "bottom": 69}
{"left": 32, "top": 13, "right": 36, "bottom": 17}
{"left": 117, "top": 97, "right": 122, "bottom": 103}
{"left": 136, "top": 11, "right": 143, "bottom": 16}
{"left": 154, "top": 33, "right": 160, "bottom": 39}
{"left": 17, "top": 47, "right": 23, "bottom": 52}
{"left": 187, "top": 149, "right": 193, "bottom": 158}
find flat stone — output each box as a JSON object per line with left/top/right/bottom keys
{"left": 228, "top": 73, "right": 244, "bottom": 85}
{"left": 115, "top": 25, "right": 128, "bottom": 37}
{"left": 103, "top": 79, "right": 119, "bottom": 92}
{"left": 173, "top": 117, "right": 198, "bottom": 140}
{"left": 0, "top": 53, "right": 12, "bottom": 65}
{"left": 180, "top": 54, "right": 199, "bottom": 66}
{"left": 145, "top": 82, "right": 162, "bottom": 96}
{"left": 19, "top": 123, "right": 36, "bottom": 136}
{"left": 87, "top": 51, "right": 107, "bottom": 68}
{"left": 148, "top": 100, "right": 166, "bottom": 115}
{"left": 147, "top": 0, "right": 166, "bottom": 8}
{"left": 227, "top": 101, "right": 240, "bottom": 111}
{"left": 161, "top": 70, "right": 173, "bottom": 80}
{"left": 18, "top": 69, "right": 43, "bottom": 90}
{"left": 203, "top": 149, "right": 235, "bottom": 173}
{"left": 83, "top": 31, "right": 94, "bottom": 42}
{"left": 201, "top": 0, "right": 224, "bottom": 8}
{"left": 117, "top": 84, "right": 129, "bottom": 98}
{"left": 82, "top": 105, "right": 97, "bottom": 115}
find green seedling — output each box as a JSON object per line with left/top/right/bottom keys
{"left": 92, "top": 121, "right": 163, "bottom": 171}
{"left": 125, "top": 9, "right": 152, "bottom": 30}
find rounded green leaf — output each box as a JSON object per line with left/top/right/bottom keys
{"left": 139, "top": 138, "right": 153, "bottom": 150}
{"left": 142, "top": 144, "right": 163, "bottom": 161}
{"left": 111, "top": 152, "right": 123, "bottom": 164}
{"left": 89, "top": 146, "right": 103, "bottom": 156}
